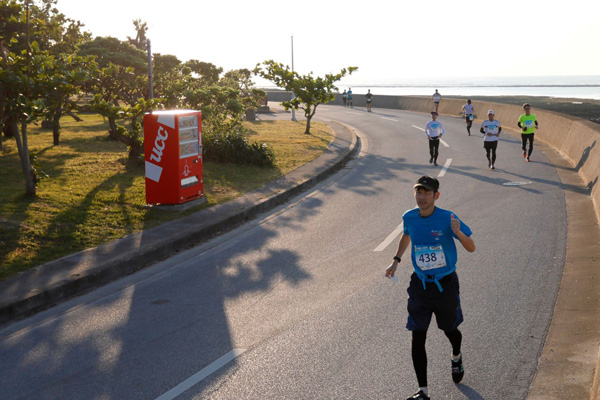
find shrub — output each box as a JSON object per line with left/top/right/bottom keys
{"left": 202, "top": 128, "right": 275, "bottom": 167}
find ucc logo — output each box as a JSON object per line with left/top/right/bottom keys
{"left": 150, "top": 126, "right": 168, "bottom": 163}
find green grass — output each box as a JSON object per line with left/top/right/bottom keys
{"left": 0, "top": 115, "right": 332, "bottom": 280}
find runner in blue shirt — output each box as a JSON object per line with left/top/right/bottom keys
{"left": 386, "top": 176, "right": 476, "bottom": 400}
{"left": 347, "top": 88, "right": 353, "bottom": 108}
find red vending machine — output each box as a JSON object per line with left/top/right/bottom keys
{"left": 143, "top": 110, "right": 203, "bottom": 205}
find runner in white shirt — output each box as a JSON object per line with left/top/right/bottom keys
{"left": 432, "top": 90, "right": 441, "bottom": 112}
{"left": 425, "top": 111, "right": 445, "bottom": 166}
{"left": 462, "top": 99, "right": 474, "bottom": 135}
{"left": 480, "top": 110, "right": 501, "bottom": 169}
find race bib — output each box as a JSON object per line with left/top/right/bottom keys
{"left": 486, "top": 123, "right": 499, "bottom": 134}
{"left": 525, "top": 120, "right": 534, "bottom": 128}
{"left": 415, "top": 245, "right": 447, "bottom": 271}
{"left": 469, "top": 114, "right": 474, "bottom": 121}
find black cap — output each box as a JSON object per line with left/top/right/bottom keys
{"left": 414, "top": 175, "right": 439, "bottom": 192}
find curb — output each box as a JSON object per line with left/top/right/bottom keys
{"left": 0, "top": 121, "right": 359, "bottom": 325}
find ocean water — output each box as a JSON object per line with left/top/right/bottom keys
{"left": 336, "top": 75, "right": 600, "bottom": 100}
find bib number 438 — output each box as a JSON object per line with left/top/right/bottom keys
{"left": 415, "top": 245, "right": 447, "bottom": 271}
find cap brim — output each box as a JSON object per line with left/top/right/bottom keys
{"left": 414, "top": 183, "right": 435, "bottom": 191}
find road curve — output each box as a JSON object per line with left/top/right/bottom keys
{"left": 0, "top": 104, "right": 568, "bottom": 400}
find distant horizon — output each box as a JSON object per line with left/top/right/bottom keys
{"left": 256, "top": 75, "right": 600, "bottom": 100}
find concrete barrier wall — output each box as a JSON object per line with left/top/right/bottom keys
{"left": 266, "top": 91, "right": 600, "bottom": 226}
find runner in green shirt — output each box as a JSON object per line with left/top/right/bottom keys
{"left": 517, "top": 103, "right": 538, "bottom": 162}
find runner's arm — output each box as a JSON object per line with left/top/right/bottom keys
{"left": 451, "top": 214, "right": 476, "bottom": 252}
{"left": 456, "top": 230, "right": 475, "bottom": 252}
{"left": 385, "top": 233, "right": 411, "bottom": 278}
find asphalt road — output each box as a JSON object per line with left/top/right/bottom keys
{"left": 0, "top": 105, "right": 567, "bottom": 400}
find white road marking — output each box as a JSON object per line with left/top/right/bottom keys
{"left": 411, "top": 125, "right": 449, "bottom": 147}
{"left": 438, "top": 158, "right": 452, "bottom": 177}
{"left": 381, "top": 117, "right": 398, "bottom": 122}
{"left": 154, "top": 348, "right": 247, "bottom": 400}
{"left": 374, "top": 222, "right": 404, "bottom": 252}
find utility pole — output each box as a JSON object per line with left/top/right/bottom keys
{"left": 147, "top": 39, "right": 153, "bottom": 100}
{"left": 291, "top": 35, "right": 297, "bottom": 122}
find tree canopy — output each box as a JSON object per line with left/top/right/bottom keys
{"left": 255, "top": 60, "right": 357, "bottom": 133}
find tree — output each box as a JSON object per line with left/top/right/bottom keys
{"left": 127, "top": 18, "right": 147, "bottom": 50}
{"left": 0, "top": 0, "right": 80, "bottom": 194}
{"left": 78, "top": 35, "right": 160, "bottom": 158}
{"left": 86, "top": 62, "right": 160, "bottom": 158}
{"left": 0, "top": 41, "right": 52, "bottom": 195}
{"left": 77, "top": 36, "right": 146, "bottom": 75}
{"left": 184, "top": 60, "right": 222, "bottom": 86}
{"left": 255, "top": 60, "right": 357, "bottom": 134}
{"left": 41, "top": 53, "right": 95, "bottom": 145}
{"left": 152, "top": 53, "right": 184, "bottom": 108}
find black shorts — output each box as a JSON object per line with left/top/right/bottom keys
{"left": 406, "top": 272, "right": 463, "bottom": 332}
{"left": 483, "top": 141, "right": 498, "bottom": 150}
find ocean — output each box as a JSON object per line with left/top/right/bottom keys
{"left": 336, "top": 76, "right": 600, "bottom": 100}
{"left": 259, "top": 76, "right": 600, "bottom": 100}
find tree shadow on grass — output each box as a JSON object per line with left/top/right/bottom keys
{"left": 11, "top": 169, "right": 139, "bottom": 274}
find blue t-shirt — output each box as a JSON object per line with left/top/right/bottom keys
{"left": 403, "top": 206, "right": 472, "bottom": 280}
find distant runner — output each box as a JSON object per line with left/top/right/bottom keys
{"left": 385, "top": 175, "right": 476, "bottom": 400}
{"left": 347, "top": 88, "right": 353, "bottom": 108}
{"left": 425, "top": 111, "right": 445, "bottom": 166}
{"left": 432, "top": 90, "right": 441, "bottom": 112}
{"left": 480, "top": 110, "right": 501, "bottom": 169}
{"left": 462, "top": 99, "right": 474, "bottom": 135}
{"left": 517, "top": 103, "right": 538, "bottom": 162}
{"left": 366, "top": 89, "right": 373, "bottom": 112}
{"left": 342, "top": 89, "right": 347, "bottom": 107}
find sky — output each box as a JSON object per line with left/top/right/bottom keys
{"left": 55, "top": 0, "right": 600, "bottom": 86}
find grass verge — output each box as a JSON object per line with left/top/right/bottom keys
{"left": 0, "top": 114, "right": 332, "bottom": 281}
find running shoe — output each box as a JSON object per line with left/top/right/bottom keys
{"left": 429, "top": 157, "right": 433, "bottom": 164}
{"left": 407, "top": 390, "right": 430, "bottom": 400}
{"left": 522, "top": 151, "right": 527, "bottom": 158}
{"left": 452, "top": 355, "right": 464, "bottom": 384}
{"left": 488, "top": 161, "right": 491, "bottom": 168}
{"left": 434, "top": 162, "right": 438, "bottom": 166}
{"left": 491, "top": 165, "right": 495, "bottom": 169}
{"left": 526, "top": 157, "right": 530, "bottom": 162}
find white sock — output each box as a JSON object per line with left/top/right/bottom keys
{"left": 452, "top": 352, "right": 461, "bottom": 362}
{"left": 419, "top": 387, "right": 429, "bottom": 396}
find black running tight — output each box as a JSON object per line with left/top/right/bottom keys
{"left": 428, "top": 138, "right": 440, "bottom": 162}
{"left": 521, "top": 133, "right": 534, "bottom": 156}
{"left": 411, "top": 329, "right": 462, "bottom": 388}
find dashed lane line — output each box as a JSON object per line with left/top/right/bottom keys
{"left": 438, "top": 158, "right": 452, "bottom": 177}
{"left": 374, "top": 222, "right": 404, "bottom": 252}
{"left": 154, "top": 349, "right": 248, "bottom": 400}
